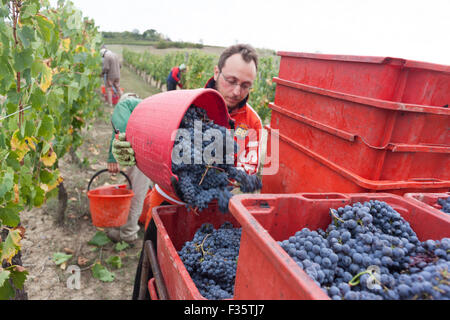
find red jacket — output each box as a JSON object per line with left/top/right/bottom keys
{"left": 205, "top": 77, "right": 263, "bottom": 175}
{"left": 167, "top": 67, "right": 183, "bottom": 88}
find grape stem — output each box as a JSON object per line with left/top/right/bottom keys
{"left": 198, "top": 166, "right": 209, "bottom": 185}
{"left": 330, "top": 209, "right": 344, "bottom": 223}
{"left": 195, "top": 233, "right": 211, "bottom": 257}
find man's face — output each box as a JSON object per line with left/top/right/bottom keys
{"left": 214, "top": 53, "right": 257, "bottom": 110}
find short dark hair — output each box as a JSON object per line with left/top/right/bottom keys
{"left": 218, "top": 44, "right": 258, "bottom": 71}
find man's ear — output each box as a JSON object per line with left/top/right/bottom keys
{"left": 213, "top": 65, "right": 220, "bottom": 81}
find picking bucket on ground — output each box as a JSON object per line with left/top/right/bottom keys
{"left": 101, "top": 85, "right": 123, "bottom": 105}
{"left": 87, "top": 169, "right": 134, "bottom": 227}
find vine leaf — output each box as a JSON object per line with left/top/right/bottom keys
{"left": 52, "top": 252, "right": 72, "bottom": 265}
{"left": 88, "top": 231, "right": 112, "bottom": 247}
{"left": 0, "top": 229, "right": 22, "bottom": 265}
{"left": 92, "top": 263, "right": 115, "bottom": 282}
{"left": 0, "top": 270, "right": 14, "bottom": 300}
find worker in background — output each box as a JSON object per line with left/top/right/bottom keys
{"left": 101, "top": 46, "right": 123, "bottom": 106}
{"left": 106, "top": 93, "right": 152, "bottom": 243}
{"left": 166, "top": 63, "right": 186, "bottom": 91}
{"left": 112, "top": 44, "right": 262, "bottom": 299}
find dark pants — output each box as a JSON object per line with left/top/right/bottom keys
{"left": 166, "top": 80, "right": 177, "bottom": 91}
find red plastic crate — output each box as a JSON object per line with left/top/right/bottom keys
{"left": 228, "top": 192, "right": 450, "bottom": 300}
{"left": 261, "top": 126, "right": 450, "bottom": 195}
{"left": 404, "top": 192, "right": 450, "bottom": 217}
{"left": 151, "top": 202, "right": 240, "bottom": 300}
{"left": 269, "top": 104, "right": 450, "bottom": 181}
{"left": 277, "top": 52, "right": 450, "bottom": 106}
{"left": 272, "top": 77, "right": 450, "bottom": 148}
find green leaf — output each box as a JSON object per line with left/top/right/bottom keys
{"left": 24, "top": 119, "right": 36, "bottom": 137}
{"left": 88, "top": 231, "right": 111, "bottom": 247}
{"left": 0, "top": 168, "right": 14, "bottom": 198}
{"left": 37, "top": 114, "right": 54, "bottom": 140}
{"left": 31, "top": 60, "right": 43, "bottom": 77}
{"left": 0, "top": 203, "right": 22, "bottom": 227}
{"left": 92, "top": 263, "right": 115, "bottom": 282}
{"left": 0, "top": 149, "right": 8, "bottom": 162}
{"left": 106, "top": 255, "right": 122, "bottom": 269}
{"left": 33, "top": 185, "right": 45, "bottom": 207}
{"left": 0, "top": 270, "right": 10, "bottom": 288}
{"left": 0, "top": 4, "right": 9, "bottom": 18}
{"left": 52, "top": 252, "right": 72, "bottom": 265}
{"left": 17, "top": 26, "right": 36, "bottom": 48}
{"left": 39, "top": 168, "right": 53, "bottom": 184}
{"left": 13, "top": 48, "right": 34, "bottom": 72}
{"left": 6, "top": 266, "right": 29, "bottom": 290}
{"left": 20, "top": 2, "right": 39, "bottom": 20}
{"left": 0, "top": 270, "right": 14, "bottom": 300}
{"left": 114, "top": 241, "right": 130, "bottom": 252}
{"left": 35, "top": 14, "right": 53, "bottom": 43}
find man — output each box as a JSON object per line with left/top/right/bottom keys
{"left": 166, "top": 63, "right": 186, "bottom": 91}
{"left": 113, "top": 44, "right": 262, "bottom": 299}
{"left": 101, "top": 47, "right": 123, "bottom": 106}
{"left": 107, "top": 93, "right": 152, "bottom": 243}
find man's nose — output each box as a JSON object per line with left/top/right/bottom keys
{"left": 232, "top": 84, "right": 242, "bottom": 95}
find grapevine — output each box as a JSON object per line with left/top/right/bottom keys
{"left": 0, "top": 0, "right": 102, "bottom": 299}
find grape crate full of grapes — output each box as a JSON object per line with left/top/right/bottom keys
{"left": 171, "top": 105, "right": 262, "bottom": 213}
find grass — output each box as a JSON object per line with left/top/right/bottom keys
{"left": 119, "top": 64, "right": 161, "bottom": 99}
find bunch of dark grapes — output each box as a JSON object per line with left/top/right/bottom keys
{"left": 178, "top": 222, "right": 241, "bottom": 299}
{"left": 278, "top": 200, "right": 450, "bottom": 300}
{"left": 172, "top": 105, "right": 262, "bottom": 213}
{"left": 437, "top": 196, "right": 450, "bottom": 214}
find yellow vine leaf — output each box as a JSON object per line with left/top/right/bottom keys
{"left": 40, "top": 175, "right": 63, "bottom": 193}
{"left": 0, "top": 229, "right": 22, "bottom": 265}
{"left": 75, "top": 45, "right": 87, "bottom": 53}
{"left": 61, "top": 38, "right": 71, "bottom": 52}
{"left": 40, "top": 148, "right": 57, "bottom": 167}
{"left": 39, "top": 63, "right": 53, "bottom": 93}
{"left": 10, "top": 130, "right": 38, "bottom": 161}
{"left": 13, "top": 184, "right": 19, "bottom": 204}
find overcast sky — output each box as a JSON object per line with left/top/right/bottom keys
{"left": 52, "top": 0, "right": 450, "bottom": 65}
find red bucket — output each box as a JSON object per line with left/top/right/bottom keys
{"left": 101, "top": 85, "right": 122, "bottom": 105}
{"left": 87, "top": 169, "right": 134, "bottom": 227}
{"left": 125, "top": 88, "right": 231, "bottom": 194}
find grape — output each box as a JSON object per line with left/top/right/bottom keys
{"left": 437, "top": 196, "right": 450, "bottom": 214}
{"left": 172, "top": 105, "right": 262, "bottom": 213}
{"left": 278, "top": 200, "right": 450, "bottom": 300}
{"left": 178, "top": 222, "right": 241, "bottom": 300}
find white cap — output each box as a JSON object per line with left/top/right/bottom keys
{"left": 179, "top": 63, "right": 186, "bottom": 70}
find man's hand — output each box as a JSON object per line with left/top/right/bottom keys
{"left": 112, "top": 132, "right": 136, "bottom": 166}
{"left": 107, "top": 162, "right": 120, "bottom": 174}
